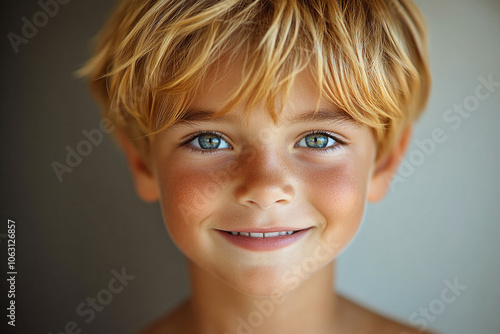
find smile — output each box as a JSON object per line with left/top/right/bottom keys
{"left": 216, "top": 227, "right": 313, "bottom": 251}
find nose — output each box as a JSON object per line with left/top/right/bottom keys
{"left": 234, "top": 149, "right": 296, "bottom": 210}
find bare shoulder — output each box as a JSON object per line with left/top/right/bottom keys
{"left": 335, "top": 294, "right": 439, "bottom": 334}
{"left": 135, "top": 299, "right": 192, "bottom": 334}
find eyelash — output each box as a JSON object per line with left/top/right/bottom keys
{"left": 181, "top": 130, "right": 346, "bottom": 155}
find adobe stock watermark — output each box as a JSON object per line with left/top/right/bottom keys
{"left": 226, "top": 237, "right": 341, "bottom": 334}
{"left": 7, "top": 0, "right": 72, "bottom": 54}
{"left": 401, "top": 277, "right": 467, "bottom": 333}
{"left": 51, "top": 118, "right": 115, "bottom": 183}
{"left": 388, "top": 74, "right": 499, "bottom": 191}
{"left": 48, "top": 267, "right": 135, "bottom": 334}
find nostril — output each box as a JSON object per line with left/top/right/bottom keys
{"left": 234, "top": 182, "right": 295, "bottom": 210}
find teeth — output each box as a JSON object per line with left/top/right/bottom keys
{"left": 229, "top": 231, "right": 296, "bottom": 237}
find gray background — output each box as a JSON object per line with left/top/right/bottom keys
{"left": 1, "top": 0, "right": 499, "bottom": 333}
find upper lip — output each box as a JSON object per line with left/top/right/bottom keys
{"left": 217, "top": 227, "right": 313, "bottom": 233}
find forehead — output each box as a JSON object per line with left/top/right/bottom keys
{"left": 189, "top": 57, "right": 346, "bottom": 126}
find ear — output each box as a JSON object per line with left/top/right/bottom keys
{"left": 367, "top": 125, "right": 413, "bottom": 202}
{"left": 116, "top": 130, "right": 160, "bottom": 203}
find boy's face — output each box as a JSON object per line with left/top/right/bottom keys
{"left": 126, "top": 59, "right": 408, "bottom": 296}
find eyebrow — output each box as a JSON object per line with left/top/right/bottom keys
{"left": 174, "top": 107, "right": 360, "bottom": 127}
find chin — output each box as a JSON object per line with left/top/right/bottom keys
{"left": 221, "top": 265, "right": 304, "bottom": 297}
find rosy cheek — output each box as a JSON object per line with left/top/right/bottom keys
{"left": 301, "top": 159, "right": 368, "bottom": 248}
{"left": 161, "top": 170, "right": 211, "bottom": 225}
{"left": 157, "top": 158, "right": 236, "bottom": 240}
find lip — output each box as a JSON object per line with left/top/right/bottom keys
{"left": 215, "top": 227, "right": 314, "bottom": 252}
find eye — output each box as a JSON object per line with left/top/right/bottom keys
{"left": 295, "top": 131, "right": 343, "bottom": 152}
{"left": 184, "top": 131, "right": 231, "bottom": 153}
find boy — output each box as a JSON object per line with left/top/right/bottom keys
{"left": 78, "top": 0, "right": 433, "bottom": 333}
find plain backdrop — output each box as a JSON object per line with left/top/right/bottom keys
{"left": 1, "top": 0, "right": 499, "bottom": 333}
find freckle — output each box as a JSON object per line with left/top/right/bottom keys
{"left": 204, "top": 181, "right": 220, "bottom": 197}
{"left": 211, "top": 169, "right": 231, "bottom": 185}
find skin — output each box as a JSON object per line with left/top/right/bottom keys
{"left": 119, "top": 59, "right": 435, "bottom": 333}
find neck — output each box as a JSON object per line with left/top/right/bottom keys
{"left": 185, "top": 259, "right": 338, "bottom": 334}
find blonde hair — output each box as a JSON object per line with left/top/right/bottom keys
{"left": 77, "top": 0, "right": 431, "bottom": 161}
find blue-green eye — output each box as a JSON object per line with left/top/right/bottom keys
{"left": 296, "top": 131, "right": 339, "bottom": 150}
{"left": 183, "top": 130, "right": 343, "bottom": 155}
{"left": 186, "top": 132, "right": 231, "bottom": 152}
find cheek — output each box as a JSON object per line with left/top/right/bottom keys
{"left": 156, "top": 161, "right": 229, "bottom": 251}
{"left": 301, "top": 158, "right": 370, "bottom": 252}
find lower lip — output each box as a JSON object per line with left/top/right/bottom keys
{"left": 216, "top": 227, "right": 313, "bottom": 251}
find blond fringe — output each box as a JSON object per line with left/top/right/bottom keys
{"left": 76, "top": 0, "right": 431, "bottom": 161}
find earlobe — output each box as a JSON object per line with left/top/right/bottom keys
{"left": 116, "top": 130, "right": 160, "bottom": 203}
{"left": 367, "top": 125, "right": 413, "bottom": 203}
